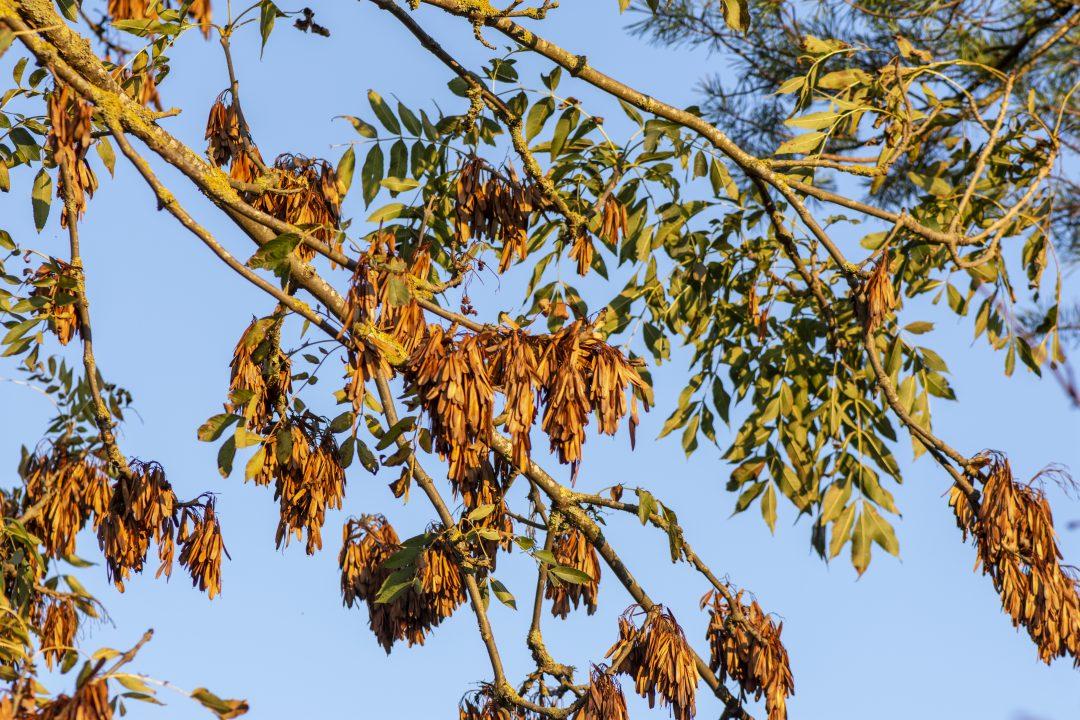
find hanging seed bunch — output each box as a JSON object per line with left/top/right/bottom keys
{"left": 204, "top": 89, "right": 264, "bottom": 184}
{"left": 339, "top": 515, "right": 397, "bottom": 608}
{"left": 38, "top": 679, "right": 112, "bottom": 720}
{"left": 459, "top": 685, "right": 529, "bottom": 720}
{"left": 253, "top": 154, "right": 341, "bottom": 262}
{"left": 177, "top": 499, "right": 226, "bottom": 599}
{"left": 599, "top": 196, "right": 629, "bottom": 246}
{"left": 405, "top": 326, "right": 495, "bottom": 486}
{"left": 339, "top": 515, "right": 419, "bottom": 652}
{"left": 340, "top": 233, "right": 430, "bottom": 412}
{"left": 703, "top": 590, "right": 794, "bottom": 720}
{"left": 457, "top": 460, "right": 514, "bottom": 566}
{"left": 46, "top": 84, "right": 97, "bottom": 228}
{"left": 855, "top": 254, "right": 895, "bottom": 332}
{"left": 205, "top": 90, "right": 248, "bottom": 168}
{"left": 574, "top": 666, "right": 629, "bottom": 720}
{"left": 605, "top": 605, "right": 698, "bottom": 720}
{"left": 568, "top": 230, "right": 596, "bottom": 277}
{"left": 340, "top": 518, "right": 465, "bottom": 652}
{"left": 272, "top": 420, "right": 346, "bottom": 554}
{"left": 487, "top": 329, "right": 543, "bottom": 471}
{"left": 416, "top": 525, "right": 468, "bottom": 622}
{"left": 540, "top": 321, "right": 648, "bottom": 475}
{"left": 29, "top": 260, "right": 82, "bottom": 346}
{"left": 372, "top": 239, "right": 432, "bottom": 357}
{"left": 454, "top": 156, "right": 539, "bottom": 272}
{"left": 21, "top": 443, "right": 110, "bottom": 558}
{"left": 96, "top": 460, "right": 178, "bottom": 590}
{"left": 546, "top": 527, "right": 601, "bottom": 618}
{"left": 950, "top": 452, "right": 1080, "bottom": 665}
{"left": 39, "top": 599, "right": 78, "bottom": 670}
{"left": 226, "top": 316, "right": 291, "bottom": 432}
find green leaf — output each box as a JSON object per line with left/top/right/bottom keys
{"left": 851, "top": 508, "right": 871, "bottom": 575}
{"left": 489, "top": 578, "right": 517, "bottom": 609}
{"left": 775, "top": 131, "right": 824, "bottom": 155}
{"left": 785, "top": 111, "right": 841, "bottom": 130}
{"left": 244, "top": 446, "right": 266, "bottom": 481}
{"left": 761, "top": 483, "right": 777, "bottom": 533}
{"left": 336, "top": 146, "right": 355, "bottom": 198}
{"left": 375, "top": 569, "right": 415, "bottom": 604}
{"left": 368, "top": 90, "right": 401, "bottom": 134}
{"left": 525, "top": 97, "right": 554, "bottom": 142}
{"left": 247, "top": 233, "right": 300, "bottom": 270}
{"left": 467, "top": 504, "right": 496, "bottom": 522}
{"left": 380, "top": 177, "right": 419, "bottom": 193}
{"left": 356, "top": 439, "right": 378, "bottom": 474}
{"left": 367, "top": 203, "right": 406, "bottom": 223}
{"left": 198, "top": 413, "right": 241, "bottom": 442}
{"left": 733, "top": 481, "right": 766, "bottom": 514}
{"left": 339, "top": 115, "right": 377, "bottom": 138}
{"left": 819, "top": 482, "right": 850, "bottom": 525}
{"left": 259, "top": 1, "right": 283, "bottom": 53}
{"left": 549, "top": 564, "right": 592, "bottom": 584}
{"left": 56, "top": 0, "right": 81, "bottom": 22}
{"left": 329, "top": 411, "right": 355, "bottom": 433}
{"left": 829, "top": 503, "right": 855, "bottom": 559}
{"left": 361, "top": 144, "right": 384, "bottom": 207}
{"left": 217, "top": 436, "right": 237, "bottom": 478}
{"left": 31, "top": 169, "right": 51, "bottom": 231}
{"left": 375, "top": 416, "right": 415, "bottom": 450}
{"left": 636, "top": 487, "right": 657, "bottom": 525}
{"left": 190, "top": 688, "right": 249, "bottom": 719}
{"left": 864, "top": 504, "right": 900, "bottom": 556}
{"left": 95, "top": 137, "right": 116, "bottom": 176}
{"left": 720, "top": 0, "right": 751, "bottom": 33}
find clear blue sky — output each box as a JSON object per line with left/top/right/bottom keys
{"left": 1, "top": 2, "right": 1077, "bottom": 718}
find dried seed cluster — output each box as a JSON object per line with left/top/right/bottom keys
{"left": 96, "top": 460, "right": 178, "bottom": 589}
{"left": 459, "top": 685, "right": 528, "bottom": 720}
{"left": 573, "top": 666, "right": 629, "bottom": 720}
{"left": 227, "top": 316, "right": 292, "bottom": 432}
{"left": 252, "top": 154, "right": 342, "bottom": 262}
{"left": 455, "top": 157, "right": 541, "bottom": 272}
{"left": 339, "top": 516, "right": 466, "bottom": 652}
{"left": 46, "top": 84, "right": 97, "bottom": 228}
{"left": 22, "top": 444, "right": 109, "bottom": 558}
{"left": 950, "top": 452, "right": 1080, "bottom": 665}
{"left": 252, "top": 420, "right": 345, "bottom": 555}
{"left": 86, "top": 461, "right": 224, "bottom": 598}
{"left": 28, "top": 261, "right": 82, "bottom": 347}
{"left": 408, "top": 326, "right": 496, "bottom": 485}
{"left": 855, "top": 255, "right": 895, "bottom": 332}
{"left": 704, "top": 590, "right": 794, "bottom": 720}
{"left": 178, "top": 500, "right": 226, "bottom": 599}
{"left": 606, "top": 606, "right": 698, "bottom": 720}
{"left": 39, "top": 599, "right": 77, "bottom": 670}
{"left": 546, "top": 527, "right": 600, "bottom": 618}
{"left": 403, "top": 319, "right": 647, "bottom": 484}
{"left": 205, "top": 91, "right": 265, "bottom": 185}
{"left": 36, "top": 679, "right": 111, "bottom": 720}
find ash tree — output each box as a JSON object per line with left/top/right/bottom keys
{"left": 0, "top": 1, "right": 1077, "bottom": 719}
